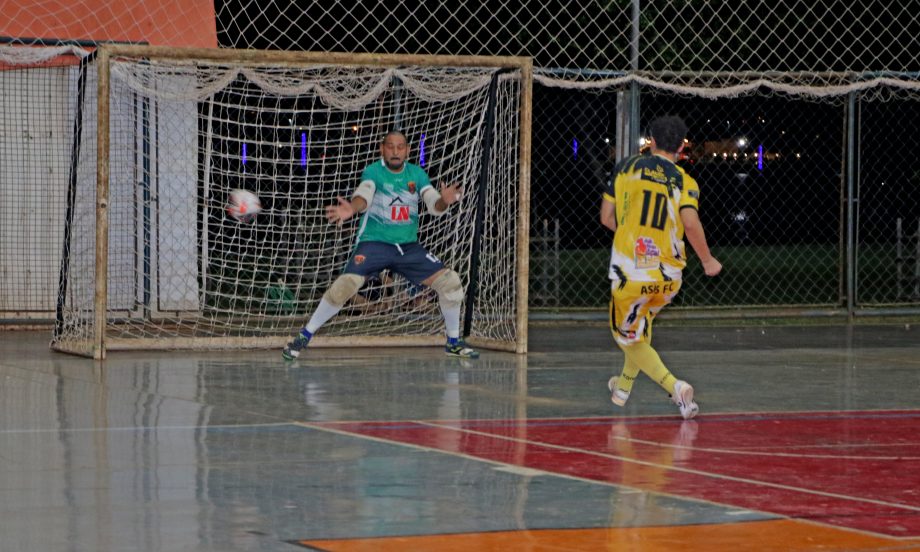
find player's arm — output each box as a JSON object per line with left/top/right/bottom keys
{"left": 600, "top": 166, "right": 617, "bottom": 231}
{"left": 421, "top": 182, "right": 463, "bottom": 216}
{"left": 326, "top": 179, "right": 374, "bottom": 225}
{"left": 600, "top": 193, "right": 617, "bottom": 231}
{"left": 680, "top": 207, "right": 722, "bottom": 277}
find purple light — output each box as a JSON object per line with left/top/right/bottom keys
{"left": 242, "top": 142, "right": 247, "bottom": 165}
{"left": 758, "top": 144, "right": 763, "bottom": 171}
{"left": 301, "top": 133, "right": 307, "bottom": 167}
{"left": 573, "top": 138, "right": 578, "bottom": 159}
{"left": 420, "top": 133, "right": 426, "bottom": 167}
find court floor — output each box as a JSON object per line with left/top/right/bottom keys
{"left": 1, "top": 323, "right": 919, "bottom": 551}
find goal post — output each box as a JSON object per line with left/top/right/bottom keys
{"left": 52, "top": 44, "right": 532, "bottom": 359}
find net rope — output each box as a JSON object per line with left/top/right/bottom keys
{"left": 50, "top": 54, "right": 522, "bottom": 352}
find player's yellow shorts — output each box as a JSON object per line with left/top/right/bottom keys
{"left": 609, "top": 280, "right": 682, "bottom": 346}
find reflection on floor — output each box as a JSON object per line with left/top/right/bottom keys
{"left": 1, "top": 324, "right": 919, "bottom": 551}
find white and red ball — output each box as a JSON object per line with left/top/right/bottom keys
{"left": 227, "top": 189, "right": 262, "bottom": 222}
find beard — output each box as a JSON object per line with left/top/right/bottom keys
{"left": 385, "top": 158, "right": 405, "bottom": 171}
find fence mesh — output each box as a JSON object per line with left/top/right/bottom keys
{"left": 3, "top": 0, "right": 920, "bottom": 322}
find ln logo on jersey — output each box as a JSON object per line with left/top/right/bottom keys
{"left": 391, "top": 205, "right": 410, "bottom": 221}
{"left": 388, "top": 196, "right": 411, "bottom": 222}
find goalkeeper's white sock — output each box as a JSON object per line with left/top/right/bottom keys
{"left": 440, "top": 303, "right": 461, "bottom": 340}
{"left": 305, "top": 299, "right": 341, "bottom": 334}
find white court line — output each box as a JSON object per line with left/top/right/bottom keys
{"left": 297, "top": 420, "right": 918, "bottom": 541}
{"left": 608, "top": 435, "right": 920, "bottom": 461}
{"left": 414, "top": 420, "right": 920, "bottom": 515}
{"left": 0, "top": 422, "right": 294, "bottom": 434}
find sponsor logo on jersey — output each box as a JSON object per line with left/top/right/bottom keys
{"left": 634, "top": 237, "right": 661, "bottom": 269}
{"left": 354, "top": 255, "right": 366, "bottom": 265}
{"left": 388, "top": 195, "right": 411, "bottom": 222}
{"left": 408, "top": 181, "right": 416, "bottom": 193}
{"left": 642, "top": 165, "right": 667, "bottom": 183}
{"left": 391, "top": 205, "right": 410, "bottom": 221}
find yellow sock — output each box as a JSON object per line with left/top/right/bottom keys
{"left": 614, "top": 358, "right": 641, "bottom": 394}
{"left": 622, "top": 341, "right": 677, "bottom": 395}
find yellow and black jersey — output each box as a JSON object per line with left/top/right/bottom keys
{"left": 602, "top": 152, "right": 700, "bottom": 283}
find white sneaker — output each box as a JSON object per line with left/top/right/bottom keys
{"left": 672, "top": 380, "right": 699, "bottom": 420}
{"left": 608, "top": 376, "right": 630, "bottom": 407}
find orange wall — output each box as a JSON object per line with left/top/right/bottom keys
{"left": 1, "top": 0, "right": 217, "bottom": 48}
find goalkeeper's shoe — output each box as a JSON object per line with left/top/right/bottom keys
{"left": 608, "top": 376, "right": 630, "bottom": 407}
{"left": 282, "top": 330, "right": 312, "bottom": 360}
{"left": 445, "top": 339, "right": 479, "bottom": 359}
{"left": 671, "top": 380, "right": 699, "bottom": 420}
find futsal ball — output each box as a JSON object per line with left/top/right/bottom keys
{"left": 227, "top": 189, "right": 262, "bottom": 222}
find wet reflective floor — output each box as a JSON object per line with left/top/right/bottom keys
{"left": 1, "top": 324, "right": 919, "bottom": 551}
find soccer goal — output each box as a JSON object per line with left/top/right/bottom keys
{"left": 51, "top": 44, "right": 531, "bottom": 358}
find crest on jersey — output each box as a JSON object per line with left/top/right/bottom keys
{"left": 354, "top": 255, "right": 366, "bottom": 265}
{"left": 408, "top": 181, "right": 416, "bottom": 193}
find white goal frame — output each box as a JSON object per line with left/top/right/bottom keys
{"left": 56, "top": 44, "right": 532, "bottom": 359}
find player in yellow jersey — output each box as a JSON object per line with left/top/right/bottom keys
{"left": 600, "top": 116, "right": 722, "bottom": 419}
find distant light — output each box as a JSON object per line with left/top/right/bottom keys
{"left": 573, "top": 138, "right": 578, "bottom": 159}
{"left": 604, "top": 137, "right": 610, "bottom": 144}
{"left": 758, "top": 144, "right": 763, "bottom": 170}
{"left": 638, "top": 137, "right": 647, "bottom": 147}
{"left": 242, "top": 143, "right": 247, "bottom": 165}
{"left": 288, "top": 118, "right": 293, "bottom": 124}
{"left": 301, "top": 133, "right": 307, "bottom": 167}
{"left": 352, "top": 125, "right": 359, "bottom": 132}
{"left": 796, "top": 153, "right": 801, "bottom": 158}
{"left": 737, "top": 137, "right": 747, "bottom": 147}
{"left": 420, "top": 133, "right": 427, "bottom": 167}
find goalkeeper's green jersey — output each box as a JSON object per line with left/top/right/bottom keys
{"left": 355, "top": 160, "right": 432, "bottom": 245}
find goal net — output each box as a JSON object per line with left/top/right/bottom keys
{"left": 51, "top": 45, "right": 531, "bottom": 358}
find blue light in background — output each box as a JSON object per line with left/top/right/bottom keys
{"left": 242, "top": 142, "right": 247, "bottom": 165}
{"left": 301, "top": 133, "right": 307, "bottom": 166}
{"left": 420, "top": 133, "right": 427, "bottom": 167}
{"left": 573, "top": 138, "right": 578, "bottom": 159}
{"left": 758, "top": 144, "right": 763, "bottom": 171}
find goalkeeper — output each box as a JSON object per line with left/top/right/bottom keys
{"left": 283, "top": 130, "right": 479, "bottom": 360}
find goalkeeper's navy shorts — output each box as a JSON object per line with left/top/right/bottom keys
{"left": 344, "top": 241, "right": 444, "bottom": 285}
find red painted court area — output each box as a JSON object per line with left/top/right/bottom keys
{"left": 321, "top": 410, "right": 920, "bottom": 538}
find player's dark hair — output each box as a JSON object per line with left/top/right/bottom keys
{"left": 648, "top": 116, "right": 688, "bottom": 154}
{"left": 383, "top": 130, "right": 407, "bottom": 143}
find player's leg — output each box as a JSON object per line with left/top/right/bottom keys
{"left": 644, "top": 284, "right": 698, "bottom": 419}
{"left": 397, "top": 243, "right": 479, "bottom": 358}
{"left": 282, "top": 242, "right": 386, "bottom": 360}
{"left": 426, "top": 268, "right": 479, "bottom": 358}
{"left": 611, "top": 281, "right": 697, "bottom": 418}
{"left": 281, "top": 273, "right": 364, "bottom": 359}
{"left": 607, "top": 291, "right": 641, "bottom": 406}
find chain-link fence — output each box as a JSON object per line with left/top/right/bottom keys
{"left": 3, "top": 0, "right": 920, "bottom": 322}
